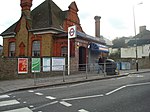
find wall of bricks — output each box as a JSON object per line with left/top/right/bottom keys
{"left": 0, "top": 57, "right": 34, "bottom": 80}
{"left": 0, "top": 58, "right": 18, "bottom": 80}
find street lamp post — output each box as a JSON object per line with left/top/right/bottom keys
{"left": 133, "top": 5, "right": 138, "bottom": 71}
{"left": 132, "top": 3, "right": 143, "bottom": 71}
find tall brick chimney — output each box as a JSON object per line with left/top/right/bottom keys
{"left": 20, "top": 0, "right": 32, "bottom": 11}
{"left": 20, "top": 0, "right": 33, "bottom": 28}
{"left": 20, "top": 0, "right": 32, "bottom": 19}
{"left": 94, "top": 16, "right": 101, "bottom": 37}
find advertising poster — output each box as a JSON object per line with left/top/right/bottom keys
{"left": 43, "top": 58, "right": 51, "bottom": 72}
{"left": 32, "top": 58, "right": 41, "bottom": 72}
{"left": 52, "top": 57, "right": 65, "bottom": 71}
{"left": 18, "top": 58, "right": 28, "bottom": 74}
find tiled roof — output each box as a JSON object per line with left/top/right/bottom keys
{"left": 134, "top": 30, "right": 150, "bottom": 39}
{"left": 127, "top": 29, "right": 150, "bottom": 46}
{"left": 1, "top": 0, "right": 67, "bottom": 36}
{"left": 127, "top": 38, "right": 150, "bottom": 46}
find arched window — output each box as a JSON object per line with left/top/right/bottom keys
{"left": 9, "top": 42, "right": 15, "bottom": 57}
{"left": 32, "top": 41, "right": 40, "bottom": 56}
{"left": 61, "top": 46, "right": 67, "bottom": 56}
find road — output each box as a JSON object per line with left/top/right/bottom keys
{"left": 0, "top": 72, "right": 150, "bottom": 112}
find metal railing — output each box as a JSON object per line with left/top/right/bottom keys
{"left": 33, "top": 62, "right": 119, "bottom": 85}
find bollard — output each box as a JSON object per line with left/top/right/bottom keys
{"left": 104, "top": 62, "right": 106, "bottom": 77}
{"left": 34, "top": 71, "right": 36, "bottom": 86}
{"left": 63, "top": 65, "right": 65, "bottom": 82}
{"left": 86, "top": 64, "right": 88, "bottom": 79}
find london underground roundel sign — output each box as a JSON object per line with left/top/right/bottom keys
{"left": 68, "top": 25, "right": 77, "bottom": 38}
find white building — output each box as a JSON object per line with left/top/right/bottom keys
{"left": 121, "top": 44, "right": 150, "bottom": 58}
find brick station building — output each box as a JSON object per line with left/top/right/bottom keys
{"left": 1, "top": 0, "right": 108, "bottom": 71}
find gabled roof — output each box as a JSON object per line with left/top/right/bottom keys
{"left": 1, "top": 0, "right": 67, "bottom": 36}
{"left": 127, "top": 39, "right": 150, "bottom": 46}
{"left": 127, "top": 29, "right": 150, "bottom": 46}
{"left": 69, "top": 1, "right": 79, "bottom": 12}
{"left": 1, "top": 22, "right": 18, "bottom": 36}
{"left": 31, "top": 0, "right": 66, "bottom": 30}
{"left": 134, "top": 30, "right": 150, "bottom": 39}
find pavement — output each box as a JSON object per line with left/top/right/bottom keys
{"left": 0, "top": 69, "right": 150, "bottom": 94}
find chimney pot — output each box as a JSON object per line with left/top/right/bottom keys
{"left": 20, "top": 0, "right": 32, "bottom": 11}
{"left": 139, "top": 26, "right": 146, "bottom": 33}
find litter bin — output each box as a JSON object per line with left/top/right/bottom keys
{"left": 105, "top": 59, "right": 118, "bottom": 75}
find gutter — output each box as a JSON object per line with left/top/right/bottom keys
{"left": 0, "top": 32, "right": 16, "bottom": 38}
{"left": 29, "top": 27, "right": 65, "bottom": 34}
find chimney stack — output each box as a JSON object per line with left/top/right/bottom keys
{"left": 20, "top": 0, "right": 32, "bottom": 11}
{"left": 20, "top": 0, "right": 33, "bottom": 27}
{"left": 94, "top": 16, "right": 101, "bottom": 37}
{"left": 139, "top": 26, "right": 146, "bottom": 33}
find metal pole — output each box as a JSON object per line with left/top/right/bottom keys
{"left": 68, "top": 36, "right": 70, "bottom": 75}
{"left": 133, "top": 5, "right": 138, "bottom": 71}
{"left": 86, "top": 64, "right": 88, "bottom": 79}
{"left": 63, "top": 65, "right": 65, "bottom": 82}
{"left": 104, "top": 62, "right": 106, "bottom": 77}
{"left": 34, "top": 70, "right": 36, "bottom": 86}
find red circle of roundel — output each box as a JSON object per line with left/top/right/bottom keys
{"left": 69, "top": 28, "right": 75, "bottom": 36}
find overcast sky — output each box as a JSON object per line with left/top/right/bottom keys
{"left": 0, "top": 0, "right": 150, "bottom": 45}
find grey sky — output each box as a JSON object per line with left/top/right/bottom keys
{"left": 0, "top": 0, "right": 150, "bottom": 45}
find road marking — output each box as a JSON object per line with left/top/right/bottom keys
{"left": 35, "top": 93, "right": 43, "bottom": 96}
{"left": 29, "top": 105, "right": 34, "bottom": 108}
{"left": 28, "top": 90, "right": 34, "bottom": 93}
{"left": 128, "top": 74, "right": 143, "bottom": 78}
{"left": 62, "top": 94, "right": 104, "bottom": 101}
{"left": 105, "top": 86, "right": 126, "bottom": 96}
{"left": 23, "top": 101, "right": 27, "bottom": 104}
{"left": 59, "top": 101, "right": 72, "bottom": 107}
{"left": 2, "top": 107, "right": 32, "bottom": 112}
{"left": 0, "top": 95, "right": 10, "bottom": 99}
{"left": 46, "top": 96, "right": 56, "bottom": 100}
{"left": 69, "top": 82, "right": 90, "bottom": 87}
{"left": 127, "top": 82, "right": 150, "bottom": 87}
{"left": 117, "top": 77, "right": 126, "bottom": 79}
{"left": 78, "top": 109, "right": 89, "bottom": 112}
{"left": 0, "top": 100, "right": 20, "bottom": 107}
{"left": 32, "top": 101, "right": 58, "bottom": 111}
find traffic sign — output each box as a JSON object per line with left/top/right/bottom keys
{"left": 68, "top": 25, "right": 76, "bottom": 38}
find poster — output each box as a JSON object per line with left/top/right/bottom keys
{"left": 43, "top": 58, "right": 51, "bottom": 72}
{"left": 52, "top": 57, "right": 65, "bottom": 71}
{"left": 32, "top": 58, "right": 41, "bottom": 72}
{"left": 18, "top": 58, "right": 28, "bottom": 74}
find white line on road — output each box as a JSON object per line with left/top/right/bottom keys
{"left": 117, "top": 77, "right": 126, "bottom": 80}
{"left": 46, "top": 96, "right": 56, "bottom": 100}
{"left": 29, "top": 105, "right": 34, "bottom": 108}
{"left": 28, "top": 90, "right": 34, "bottom": 93}
{"left": 35, "top": 93, "right": 43, "bottom": 96}
{"left": 2, "top": 107, "right": 32, "bottom": 112}
{"left": 59, "top": 101, "right": 72, "bottom": 107}
{"left": 0, "top": 100, "right": 20, "bottom": 107}
{"left": 127, "top": 82, "right": 150, "bottom": 87}
{"left": 0, "top": 95, "right": 10, "bottom": 99}
{"left": 62, "top": 94, "right": 104, "bottom": 101}
{"left": 128, "top": 74, "right": 143, "bottom": 78}
{"left": 78, "top": 109, "right": 89, "bottom": 112}
{"left": 105, "top": 86, "right": 127, "bottom": 96}
{"left": 32, "top": 101, "right": 58, "bottom": 111}
{"left": 69, "top": 82, "right": 90, "bottom": 87}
